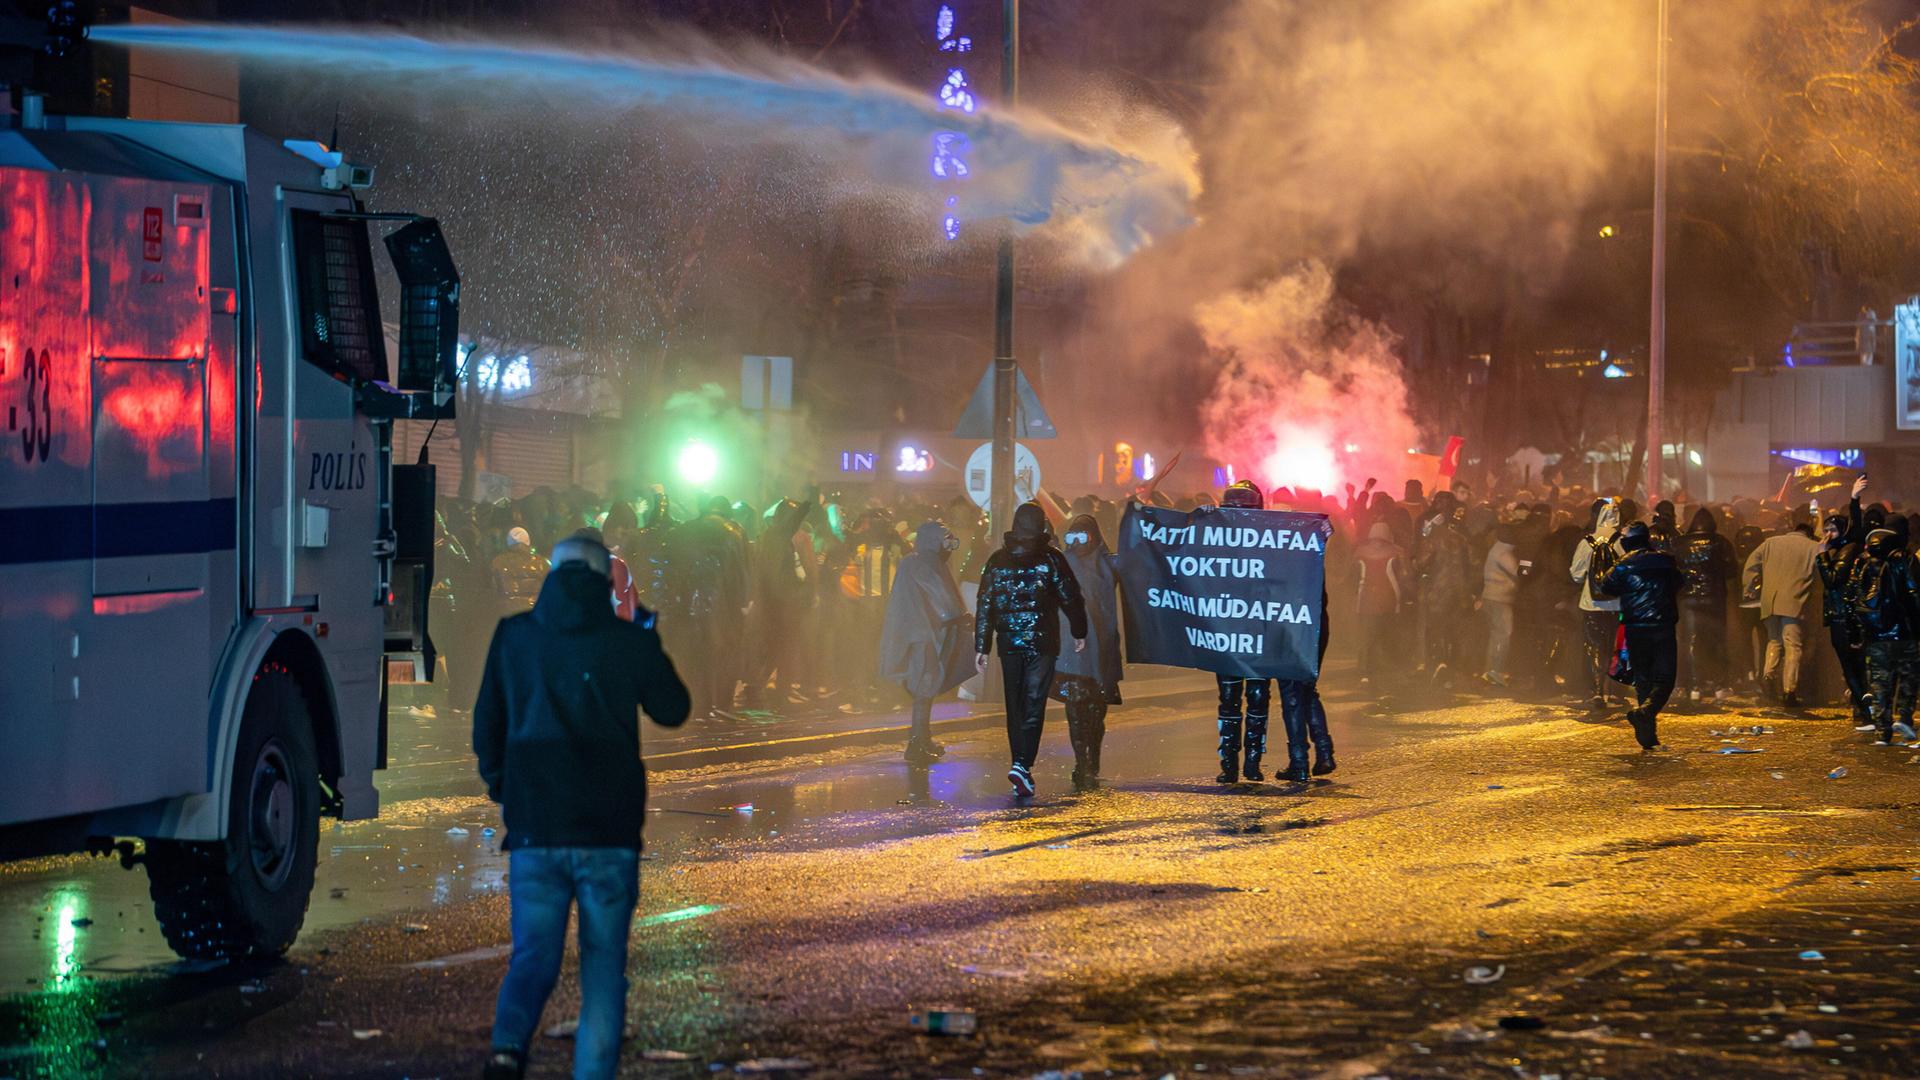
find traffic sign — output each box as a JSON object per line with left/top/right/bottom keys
{"left": 964, "top": 441, "right": 1040, "bottom": 509}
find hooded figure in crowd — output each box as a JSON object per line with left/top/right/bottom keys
{"left": 1850, "top": 522, "right": 1920, "bottom": 744}
{"left": 1352, "top": 520, "right": 1406, "bottom": 685}
{"left": 879, "top": 522, "right": 972, "bottom": 763}
{"left": 663, "top": 497, "right": 752, "bottom": 718}
{"left": 745, "top": 495, "right": 817, "bottom": 707}
{"left": 1676, "top": 506, "right": 1736, "bottom": 701}
{"left": 976, "top": 502, "right": 1088, "bottom": 798}
{"left": 1052, "top": 513, "right": 1124, "bottom": 790}
{"left": 1570, "top": 499, "right": 1625, "bottom": 709}
{"left": 1416, "top": 491, "right": 1474, "bottom": 683}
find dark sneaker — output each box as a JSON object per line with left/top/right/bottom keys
{"left": 1008, "top": 765, "right": 1034, "bottom": 798}
{"left": 483, "top": 1050, "right": 527, "bottom": 1080}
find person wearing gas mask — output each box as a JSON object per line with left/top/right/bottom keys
{"left": 976, "top": 503, "right": 1088, "bottom": 798}
{"left": 1052, "top": 514, "right": 1124, "bottom": 790}
{"left": 878, "top": 521, "right": 971, "bottom": 764}
{"left": 1210, "top": 481, "right": 1278, "bottom": 783}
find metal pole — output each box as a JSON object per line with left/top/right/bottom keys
{"left": 990, "top": 0, "right": 1019, "bottom": 541}
{"left": 1647, "top": 0, "right": 1670, "bottom": 501}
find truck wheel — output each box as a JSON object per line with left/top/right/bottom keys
{"left": 146, "top": 663, "right": 321, "bottom": 962}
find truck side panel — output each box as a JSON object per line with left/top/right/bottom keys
{"left": 0, "top": 165, "right": 230, "bottom": 826}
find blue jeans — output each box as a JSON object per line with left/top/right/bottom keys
{"left": 492, "top": 847, "right": 640, "bottom": 1080}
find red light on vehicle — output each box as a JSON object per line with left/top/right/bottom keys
{"left": 92, "top": 589, "right": 203, "bottom": 616}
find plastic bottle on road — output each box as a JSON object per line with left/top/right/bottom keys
{"left": 909, "top": 1007, "right": 977, "bottom": 1035}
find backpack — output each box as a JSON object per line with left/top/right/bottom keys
{"left": 1586, "top": 535, "right": 1620, "bottom": 593}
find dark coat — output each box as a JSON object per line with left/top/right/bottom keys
{"left": 754, "top": 498, "right": 815, "bottom": 612}
{"left": 878, "top": 523, "right": 972, "bottom": 699}
{"left": 1850, "top": 531, "right": 1920, "bottom": 642}
{"left": 1598, "top": 548, "right": 1683, "bottom": 628}
{"left": 473, "top": 564, "right": 691, "bottom": 850}
{"left": 1417, "top": 517, "right": 1473, "bottom": 610}
{"left": 1676, "top": 508, "right": 1736, "bottom": 611}
{"left": 1054, "top": 515, "right": 1123, "bottom": 697}
{"left": 975, "top": 506, "right": 1088, "bottom": 656}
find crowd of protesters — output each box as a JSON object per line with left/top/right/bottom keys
{"left": 465, "top": 467, "right": 1920, "bottom": 1080}
{"left": 429, "top": 467, "right": 1920, "bottom": 770}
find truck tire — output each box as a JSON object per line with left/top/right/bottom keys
{"left": 146, "top": 663, "right": 321, "bottom": 962}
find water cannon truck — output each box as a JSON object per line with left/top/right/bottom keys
{"left": 0, "top": 91, "right": 461, "bottom": 961}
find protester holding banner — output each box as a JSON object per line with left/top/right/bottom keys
{"left": 1118, "top": 481, "right": 1331, "bottom": 787}
{"left": 1052, "top": 514, "right": 1125, "bottom": 790}
{"left": 1208, "top": 482, "right": 1278, "bottom": 782}
{"left": 975, "top": 503, "right": 1088, "bottom": 798}
{"left": 1278, "top": 585, "right": 1338, "bottom": 780}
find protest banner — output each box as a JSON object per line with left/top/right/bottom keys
{"left": 1117, "top": 503, "right": 1330, "bottom": 680}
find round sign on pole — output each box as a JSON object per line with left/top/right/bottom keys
{"left": 964, "top": 441, "right": 1041, "bottom": 510}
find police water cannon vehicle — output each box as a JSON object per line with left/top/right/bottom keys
{"left": 0, "top": 91, "right": 459, "bottom": 961}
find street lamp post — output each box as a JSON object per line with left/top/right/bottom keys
{"left": 990, "top": 0, "right": 1019, "bottom": 541}
{"left": 1647, "top": 0, "right": 1670, "bottom": 500}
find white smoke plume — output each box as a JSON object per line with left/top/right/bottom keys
{"left": 1091, "top": 0, "right": 1723, "bottom": 491}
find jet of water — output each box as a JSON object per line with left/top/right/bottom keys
{"left": 89, "top": 23, "right": 1194, "bottom": 265}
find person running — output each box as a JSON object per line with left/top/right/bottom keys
{"left": 1598, "top": 522, "right": 1683, "bottom": 751}
{"left": 975, "top": 502, "right": 1087, "bottom": 798}
{"left": 1052, "top": 513, "right": 1125, "bottom": 790}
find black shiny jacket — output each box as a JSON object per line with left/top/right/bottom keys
{"left": 1675, "top": 510, "right": 1735, "bottom": 609}
{"left": 1598, "top": 548, "right": 1682, "bottom": 627}
{"left": 1849, "top": 532, "right": 1920, "bottom": 642}
{"left": 975, "top": 532, "right": 1089, "bottom": 656}
{"left": 1816, "top": 542, "right": 1862, "bottom": 626}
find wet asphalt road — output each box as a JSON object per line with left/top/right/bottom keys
{"left": 4, "top": 666, "right": 1920, "bottom": 1079}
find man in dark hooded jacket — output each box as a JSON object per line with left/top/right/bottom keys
{"left": 879, "top": 521, "right": 971, "bottom": 763}
{"left": 1053, "top": 513, "right": 1124, "bottom": 789}
{"left": 474, "top": 534, "right": 691, "bottom": 1080}
{"left": 976, "top": 502, "right": 1088, "bottom": 797}
{"left": 1675, "top": 506, "right": 1735, "bottom": 702}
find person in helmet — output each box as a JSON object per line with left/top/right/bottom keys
{"left": 1212, "top": 481, "right": 1277, "bottom": 782}
{"left": 492, "top": 526, "right": 548, "bottom": 615}
{"left": 1850, "top": 522, "right": 1920, "bottom": 744}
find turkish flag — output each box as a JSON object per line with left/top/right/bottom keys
{"left": 1438, "top": 436, "right": 1466, "bottom": 477}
